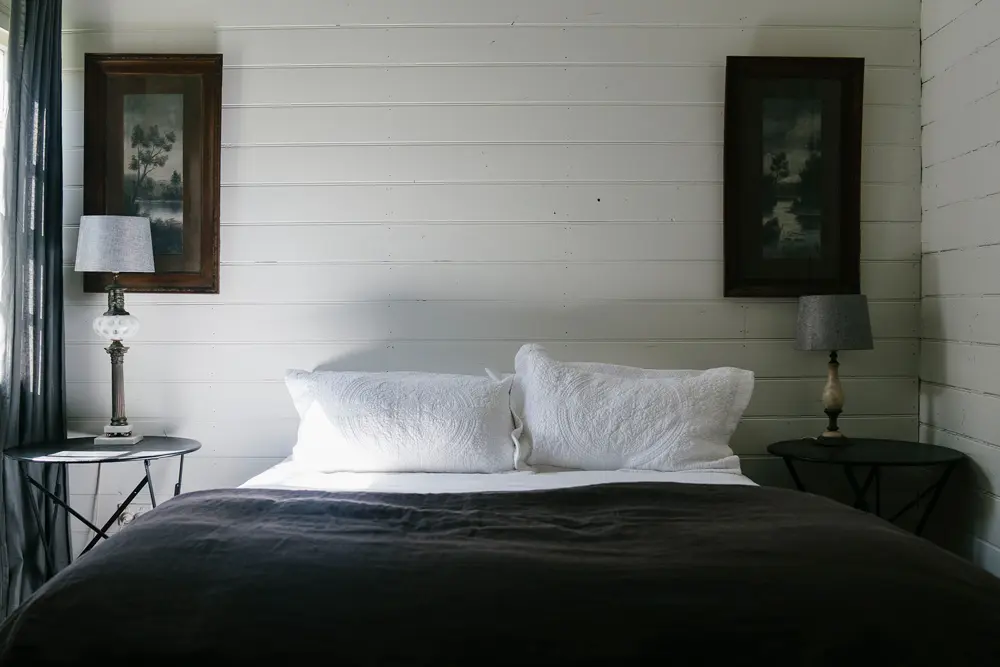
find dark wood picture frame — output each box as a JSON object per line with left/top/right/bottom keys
{"left": 723, "top": 56, "right": 864, "bottom": 297}
{"left": 84, "top": 54, "right": 222, "bottom": 293}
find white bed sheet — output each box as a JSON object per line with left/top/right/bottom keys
{"left": 240, "top": 459, "right": 757, "bottom": 493}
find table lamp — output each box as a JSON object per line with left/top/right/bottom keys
{"left": 74, "top": 216, "right": 155, "bottom": 445}
{"left": 795, "top": 294, "right": 873, "bottom": 444}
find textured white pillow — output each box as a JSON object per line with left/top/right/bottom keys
{"left": 286, "top": 369, "right": 517, "bottom": 473}
{"left": 514, "top": 345, "right": 754, "bottom": 472}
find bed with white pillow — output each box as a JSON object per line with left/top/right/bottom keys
{"left": 4, "top": 345, "right": 999, "bottom": 666}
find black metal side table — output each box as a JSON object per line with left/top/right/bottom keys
{"left": 5, "top": 436, "right": 201, "bottom": 556}
{"left": 767, "top": 438, "right": 964, "bottom": 535}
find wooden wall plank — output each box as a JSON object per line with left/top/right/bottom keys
{"left": 62, "top": 261, "right": 920, "bottom": 305}
{"left": 64, "top": 144, "right": 920, "bottom": 188}
{"left": 63, "top": 221, "right": 919, "bottom": 265}
{"left": 64, "top": 340, "right": 919, "bottom": 383}
{"left": 62, "top": 26, "right": 918, "bottom": 70}
{"left": 62, "top": 67, "right": 920, "bottom": 112}
{"left": 63, "top": 300, "right": 919, "bottom": 344}
{"left": 62, "top": 0, "right": 921, "bottom": 30}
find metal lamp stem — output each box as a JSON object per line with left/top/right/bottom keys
{"left": 107, "top": 340, "right": 130, "bottom": 430}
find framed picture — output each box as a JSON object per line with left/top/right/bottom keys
{"left": 84, "top": 54, "right": 222, "bottom": 293}
{"left": 723, "top": 56, "right": 864, "bottom": 297}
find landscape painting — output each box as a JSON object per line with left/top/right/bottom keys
{"left": 723, "top": 56, "right": 864, "bottom": 297}
{"left": 761, "top": 98, "right": 822, "bottom": 260}
{"left": 83, "top": 54, "right": 222, "bottom": 293}
{"left": 123, "top": 93, "right": 184, "bottom": 256}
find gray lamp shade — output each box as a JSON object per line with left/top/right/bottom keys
{"left": 795, "top": 294, "right": 874, "bottom": 351}
{"left": 75, "top": 216, "right": 155, "bottom": 273}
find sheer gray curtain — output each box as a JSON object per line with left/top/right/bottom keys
{"left": 0, "top": 0, "right": 69, "bottom": 618}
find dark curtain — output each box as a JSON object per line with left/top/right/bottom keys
{"left": 0, "top": 0, "right": 69, "bottom": 618}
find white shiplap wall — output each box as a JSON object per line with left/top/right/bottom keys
{"left": 921, "top": 0, "right": 1000, "bottom": 575}
{"left": 60, "top": 1, "right": 921, "bottom": 550}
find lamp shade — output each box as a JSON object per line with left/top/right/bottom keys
{"left": 74, "top": 216, "right": 155, "bottom": 273}
{"left": 795, "top": 294, "right": 873, "bottom": 352}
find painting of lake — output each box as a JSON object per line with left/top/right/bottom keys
{"left": 123, "top": 93, "right": 184, "bottom": 256}
{"left": 760, "top": 97, "right": 822, "bottom": 259}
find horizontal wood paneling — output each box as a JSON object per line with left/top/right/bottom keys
{"left": 921, "top": 383, "right": 1000, "bottom": 460}
{"left": 62, "top": 0, "right": 920, "bottom": 29}
{"left": 923, "top": 246, "right": 1000, "bottom": 296}
{"left": 63, "top": 67, "right": 920, "bottom": 112}
{"left": 920, "top": 424, "right": 1000, "bottom": 496}
{"left": 923, "top": 142, "right": 1000, "bottom": 211}
{"left": 63, "top": 144, "right": 921, "bottom": 188}
{"left": 64, "top": 340, "right": 918, "bottom": 382}
{"left": 63, "top": 300, "right": 919, "bottom": 344}
{"left": 923, "top": 195, "right": 1000, "bottom": 253}
{"left": 921, "top": 0, "right": 1000, "bottom": 82}
{"left": 63, "top": 222, "right": 918, "bottom": 265}
{"left": 922, "top": 296, "right": 1000, "bottom": 345}
{"left": 59, "top": 183, "right": 924, "bottom": 227}
{"left": 921, "top": 42, "right": 1000, "bottom": 124}
{"left": 62, "top": 26, "right": 919, "bottom": 70}
{"left": 63, "top": 261, "right": 920, "bottom": 304}
{"left": 64, "top": 377, "right": 916, "bottom": 423}
{"left": 65, "top": 104, "right": 921, "bottom": 148}
{"left": 921, "top": 340, "right": 1000, "bottom": 395}
{"left": 922, "top": 0, "right": 979, "bottom": 39}
{"left": 62, "top": 1, "right": 920, "bottom": 504}
{"left": 922, "top": 88, "right": 1000, "bottom": 168}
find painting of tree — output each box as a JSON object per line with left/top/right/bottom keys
{"left": 125, "top": 124, "right": 176, "bottom": 211}
{"left": 760, "top": 97, "right": 823, "bottom": 260}
{"left": 123, "top": 93, "right": 184, "bottom": 255}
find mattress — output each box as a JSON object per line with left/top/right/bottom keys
{"left": 240, "top": 458, "right": 758, "bottom": 493}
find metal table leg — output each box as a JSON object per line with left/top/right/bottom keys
{"left": 844, "top": 466, "right": 877, "bottom": 512}
{"left": 174, "top": 454, "right": 186, "bottom": 497}
{"left": 875, "top": 467, "right": 881, "bottom": 517}
{"left": 20, "top": 467, "right": 56, "bottom": 574}
{"left": 783, "top": 459, "right": 806, "bottom": 491}
{"left": 80, "top": 476, "right": 148, "bottom": 555}
{"left": 22, "top": 470, "right": 109, "bottom": 541}
{"left": 144, "top": 459, "right": 157, "bottom": 508}
{"left": 914, "top": 461, "right": 959, "bottom": 536}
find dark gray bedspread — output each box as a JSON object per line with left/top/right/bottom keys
{"left": 1, "top": 483, "right": 999, "bottom": 666}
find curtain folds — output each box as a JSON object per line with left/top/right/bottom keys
{"left": 0, "top": 0, "right": 69, "bottom": 618}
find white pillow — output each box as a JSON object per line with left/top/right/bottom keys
{"left": 285, "top": 369, "right": 518, "bottom": 473}
{"left": 513, "top": 345, "right": 754, "bottom": 472}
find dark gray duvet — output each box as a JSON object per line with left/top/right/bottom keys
{"left": 1, "top": 483, "right": 999, "bottom": 666}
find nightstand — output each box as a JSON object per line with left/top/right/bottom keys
{"left": 5, "top": 436, "right": 201, "bottom": 556}
{"left": 767, "top": 438, "right": 964, "bottom": 536}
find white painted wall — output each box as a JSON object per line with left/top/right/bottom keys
{"left": 61, "top": 1, "right": 921, "bottom": 553}
{"left": 921, "top": 0, "right": 1000, "bottom": 575}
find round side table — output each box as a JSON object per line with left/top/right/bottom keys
{"left": 767, "top": 438, "right": 964, "bottom": 536}
{"left": 5, "top": 436, "right": 201, "bottom": 556}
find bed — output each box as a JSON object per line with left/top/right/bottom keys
{"left": 2, "top": 353, "right": 999, "bottom": 664}
{"left": 1, "top": 463, "right": 999, "bottom": 665}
